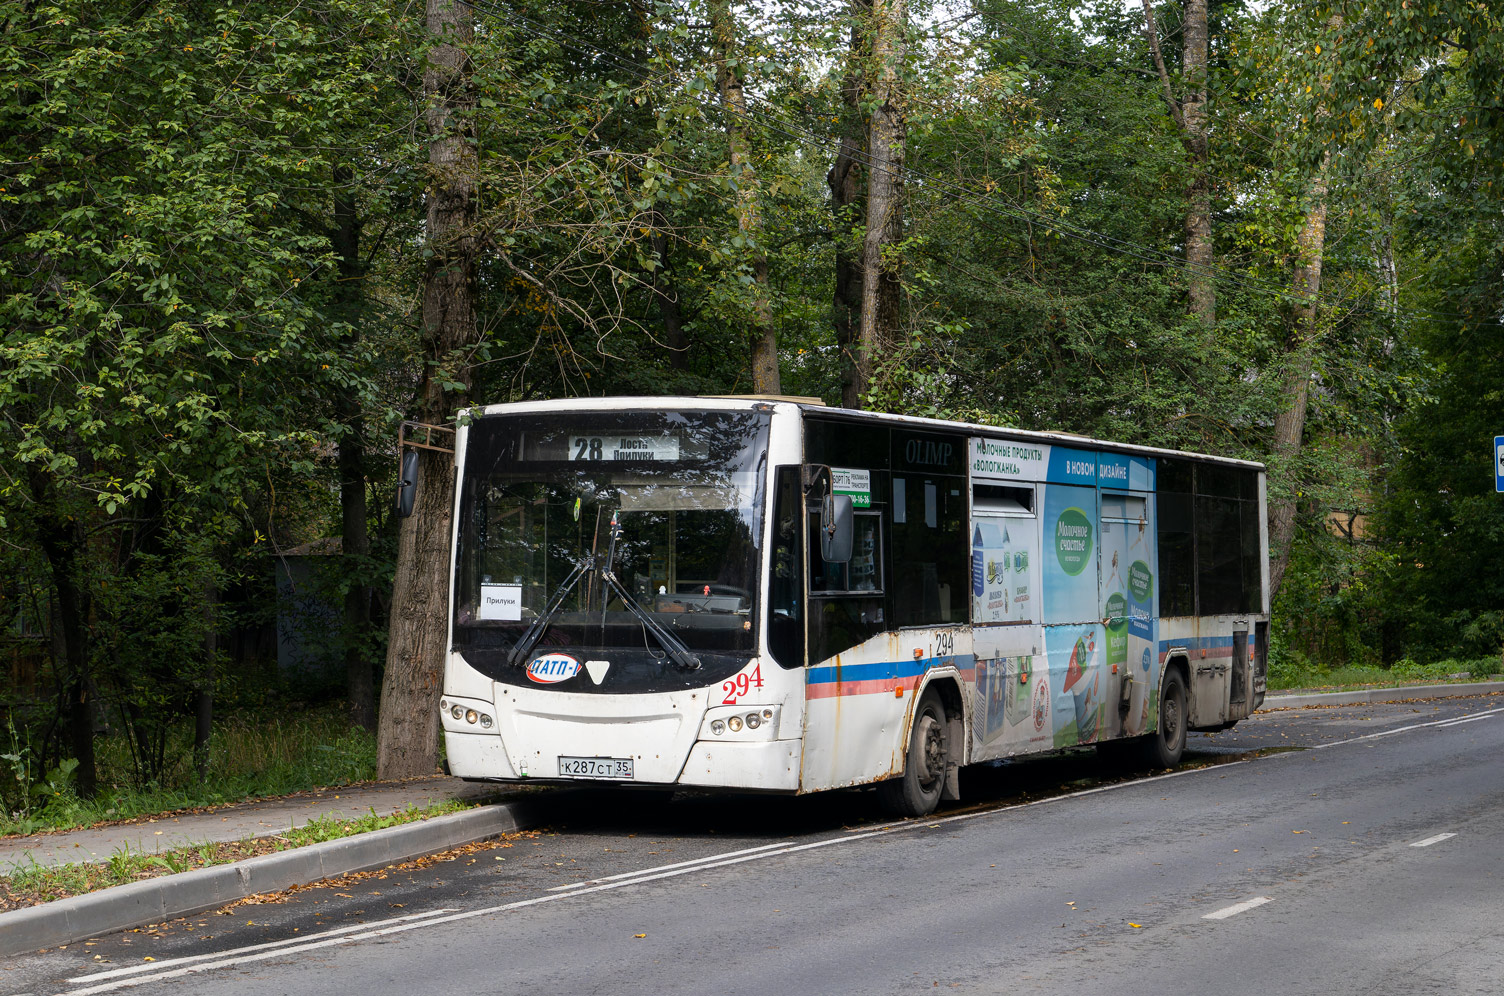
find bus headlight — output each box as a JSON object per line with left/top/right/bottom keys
{"left": 441, "top": 696, "right": 499, "bottom": 735}
{"left": 700, "top": 704, "right": 780, "bottom": 740}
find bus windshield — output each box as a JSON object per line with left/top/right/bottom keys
{"left": 453, "top": 409, "right": 770, "bottom": 688}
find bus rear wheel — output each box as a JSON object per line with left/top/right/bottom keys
{"left": 879, "top": 690, "right": 949, "bottom": 818}
{"left": 1142, "top": 668, "right": 1187, "bottom": 769}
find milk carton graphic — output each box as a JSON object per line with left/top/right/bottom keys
{"left": 971, "top": 520, "right": 1012, "bottom": 624}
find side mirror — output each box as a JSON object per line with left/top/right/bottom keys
{"left": 820, "top": 493, "right": 854, "bottom": 563}
{"left": 395, "top": 449, "right": 420, "bottom": 518}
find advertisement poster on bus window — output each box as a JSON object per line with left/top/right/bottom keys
{"left": 1099, "top": 455, "right": 1157, "bottom": 737}
{"left": 1041, "top": 483, "right": 1098, "bottom": 625}
{"left": 970, "top": 517, "right": 1039, "bottom": 624}
{"left": 1040, "top": 480, "right": 1102, "bottom": 746}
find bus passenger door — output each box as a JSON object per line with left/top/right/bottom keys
{"left": 969, "top": 483, "right": 1044, "bottom": 759}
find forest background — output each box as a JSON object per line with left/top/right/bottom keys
{"left": 4, "top": 0, "right": 1504, "bottom": 819}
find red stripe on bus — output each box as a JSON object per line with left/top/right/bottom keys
{"left": 806, "top": 670, "right": 973, "bottom": 700}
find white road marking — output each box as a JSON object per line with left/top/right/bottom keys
{"left": 546, "top": 841, "right": 791, "bottom": 891}
{"left": 1436, "top": 714, "right": 1496, "bottom": 728}
{"left": 1410, "top": 833, "right": 1457, "bottom": 848}
{"left": 1203, "top": 896, "right": 1273, "bottom": 920}
{"left": 64, "top": 909, "right": 459, "bottom": 984}
{"left": 1312, "top": 706, "right": 1504, "bottom": 750}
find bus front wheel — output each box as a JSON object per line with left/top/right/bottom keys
{"left": 879, "top": 690, "right": 949, "bottom": 818}
{"left": 1143, "top": 669, "right": 1187, "bottom": 769}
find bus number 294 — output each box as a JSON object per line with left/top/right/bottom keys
{"left": 721, "top": 664, "right": 765, "bottom": 704}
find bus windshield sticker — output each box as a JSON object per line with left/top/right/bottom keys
{"left": 568, "top": 434, "right": 681, "bottom": 462}
{"left": 527, "top": 653, "right": 582, "bottom": 683}
{"left": 831, "top": 467, "right": 872, "bottom": 508}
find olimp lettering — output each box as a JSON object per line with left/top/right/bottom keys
{"left": 906, "top": 439, "right": 954, "bottom": 467}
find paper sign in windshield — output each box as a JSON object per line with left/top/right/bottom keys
{"left": 478, "top": 584, "right": 522, "bottom": 621}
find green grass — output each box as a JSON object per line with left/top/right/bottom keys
{"left": 0, "top": 800, "right": 474, "bottom": 911}
{"left": 1268, "top": 655, "right": 1503, "bottom": 692}
{"left": 1, "top": 703, "right": 383, "bottom": 836}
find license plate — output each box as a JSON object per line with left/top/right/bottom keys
{"left": 558, "top": 756, "right": 634, "bottom": 779}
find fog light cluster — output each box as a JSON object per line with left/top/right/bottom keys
{"left": 441, "top": 699, "right": 493, "bottom": 729}
{"left": 708, "top": 708, "right": 775, "bottom": 736}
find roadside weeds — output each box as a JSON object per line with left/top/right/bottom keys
{"left": 0, "top": 800, "right": 476, "bottom": 913}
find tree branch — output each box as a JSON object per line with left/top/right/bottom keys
{"left": 1138, "top": 0, "right": 1185, "bottom": 131}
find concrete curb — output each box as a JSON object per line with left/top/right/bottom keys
{"left": 1261, "top": 680, "right": 1504, "bottom": 710}
{"left": 0, "top": 796, "right": 547, "bottom": 959}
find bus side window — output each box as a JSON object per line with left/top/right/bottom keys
{"left": 769, "top": 467, "right": 804, "bottom": 669}
{"left": 890, "top": 475, "right": 966, "bottom": 626}
{"left": 807, "top": 506, "right": 886, "bottom": 663}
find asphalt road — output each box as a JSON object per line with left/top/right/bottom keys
{"left": 7, "top": 692, "right": 1504, "bottom": 996}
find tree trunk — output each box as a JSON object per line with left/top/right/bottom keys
{"left": 1139, "top": 0, "right": 1214, "bottom": 327}
{"left": 1267, "top": 152, "right": 1331, "bottom": 599}
{"left": 859, "top": 0, "right": 906, "bottom": 401}
{"left": 32, "top": 484, "right": 96, "bottom": 798}
{"left": 377, "top": 0, "right": 478, "bottom": 780}
{"left": 1181, "top": 0, "right": 1214, "bottom": 327}
{"left": 331, "top": 162, "right": 376, "bottom": 732}
{"left": 709, "top": 0, "right": 779, "bottom": 394}
{"left": 1376, "top": 209, "right": 1398, "bottom": 315}
{"left": 649, "top": 213, "right": 688, "bottom": 371}
{"left": 194, "top": 581, "right": 215, "bottom": 782}
{"left": 829, "top": 0, "right": 869, "bottom": 409}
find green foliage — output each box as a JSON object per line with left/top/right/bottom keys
{"left": 0, "top": 704, "right": 377, "bottom": 835}
{"left": 5, "top": 0, "right": 1504, "bottom": 809}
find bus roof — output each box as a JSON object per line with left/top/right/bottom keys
{"left": 467, "top": 396, "right": 1266, "bottom": 472}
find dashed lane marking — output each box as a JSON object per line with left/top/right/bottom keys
{"left": 1203, "top": 897, "right": 1274, "bottom": 920}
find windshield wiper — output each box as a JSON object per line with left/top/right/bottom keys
{"left": 598, "top": 568, "right": 702, "bottom": 672}
{"left": 599, "top": 510, "right": 701, "bottom": 671}
{"left": 506, "top": 558, "right": 590, "bottom": 668}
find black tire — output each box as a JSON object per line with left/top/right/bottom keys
{"left": 1142, "top": 668, "right": 1187, "bottom": 769}
{"left": 879, "top": 691, "right": 949, "bottom": 818}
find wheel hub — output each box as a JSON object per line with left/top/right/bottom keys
{"left": 918, "top": 716, "right": 944, "bottom": 786}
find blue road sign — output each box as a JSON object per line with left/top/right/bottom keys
{"left": 1496, "top": 436, "right": 1504, "bottom": 492}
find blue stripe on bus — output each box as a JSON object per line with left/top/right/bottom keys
{"left": 1158, "top": 635, "right": 1236, "bottom": 652}
{"left": 807, "top": 656, "right": 967, "bottom": 684}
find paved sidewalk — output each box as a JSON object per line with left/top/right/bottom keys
{"left": 0, "top": 775, "right": 518, "bottom": 872}
{"left": 1261, "top": 679, "right": 1504, "bottom": 711}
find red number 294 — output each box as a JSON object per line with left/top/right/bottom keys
{"left": 720, "top": 664, "right": 765, "bottom": 705}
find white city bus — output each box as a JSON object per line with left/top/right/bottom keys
{"left": 436, "top": 396, "right": 1269, "bottom": 817}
